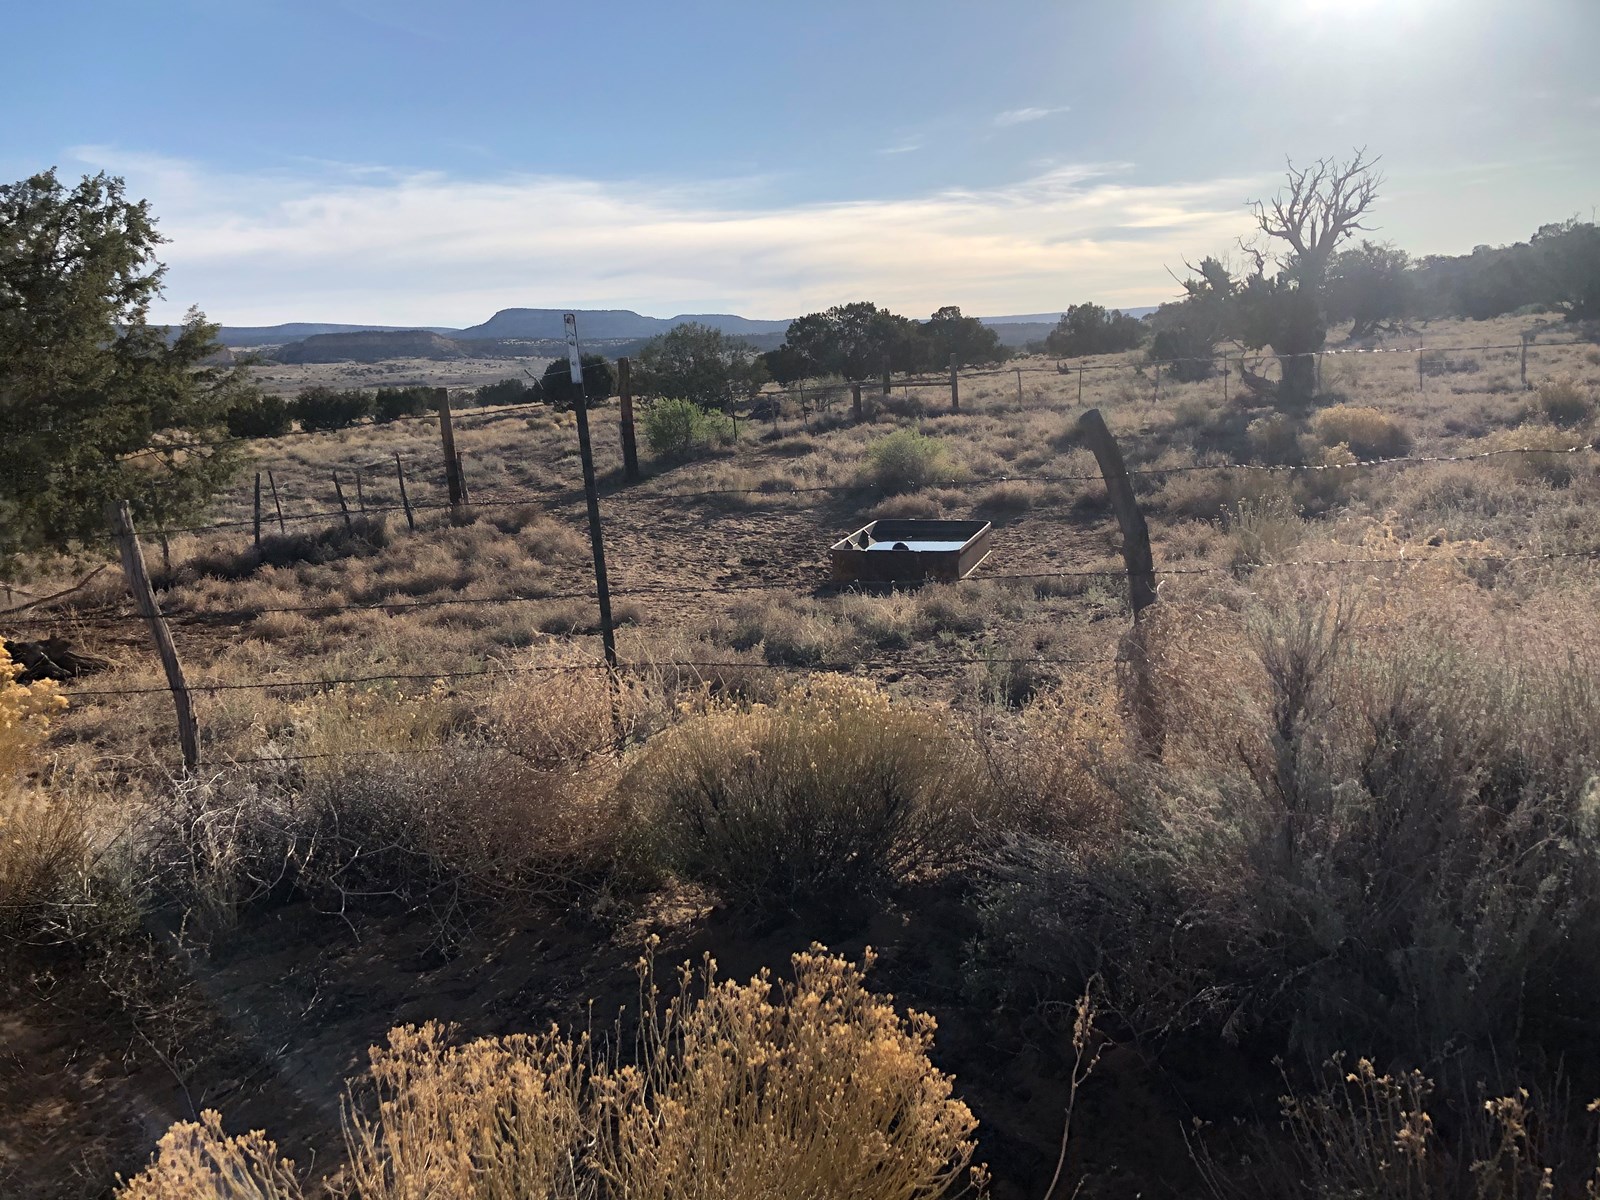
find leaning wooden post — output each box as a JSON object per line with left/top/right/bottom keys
{"left": 949, "top": 356, "right": 959, "bottom": 413}
{"left": 435, "top": 387, "right": 465, "bottom": 514}
{"left": 564, "top": 314, "right": 618, "bottom": 670}
{"left": 106, "top": 501, "right": 199, "bottom": 769}
{"left": 1076, "top": 409, "right": 1157, "bottom": 616}
{"left": 266, "top": 469, "right": 286, "bottom": 533}
{"left": 851, "top": 381, "right": 863, "bottom": 423}
{"left": 617, "top": 356, "right": 640, "bottom": 483}
{"left": 393, "top": 453, "right": 415, "bottom": 531}
{"left": 1074, "top": 410, "right": 1162, "bottom": 755}
{"left": 331, "top": 471, "right": 354, "bottom": 532}
{"left": 253, "top": 472, "right": 263, "bottom": 549}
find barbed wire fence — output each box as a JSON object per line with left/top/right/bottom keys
{"left": 5, "top": 333, "right": 1599, "bottom": 773}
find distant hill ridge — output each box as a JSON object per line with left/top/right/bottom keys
{"left": 222, "top": 305, "right": 1161, "bottom": 356}
{"left": 454, "top": 309, "right": 792, "bottom": 341}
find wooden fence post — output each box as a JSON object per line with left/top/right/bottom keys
{"left": 1416, "top": 345, "right": 1425, "bottom": 393}
{"left": 266, "top": 469, "right": 286, "bottom": 534}
{"left": 564, "top": 314, "right": 617, "bottom": 669}
{"left": 851, "top": 381, "right": 863, "bottom": 423}
{"left": 455, "top": 452, "right": 471, "bottom": 506}
{"left": 881, "top": 355, "right": 891, "bottom": 396}
{"left": 1077, "top": 365, "right": 1084, "bottom": 404}
{"left": 1520, "top": 332, "right": 1532, "bottom": 389}
{"left": 1073, "top": 412, "right": 1162, "bottom": 756}
{"left": 1221, "top": 360, "right": 1229, "bottom": 402}
{"left": 949, "top": 356, "right": 959, "bottom": 413}
{"left": 331, "top": 471, "right": 354, "bottom": 532}
{"left": 253, "top": 472, "right": 262, "bottom": 549}
{"left": 436, "top": 387, "right": 465, "bottom": 514}
{"left": 106, "top": 501, "right": 198, "bottom": 769}
{"left": 354, "top": 469, "right": 366, "bottom": 513}
{"left": 1076, "top": 409, "right": 1157, "bottom": 617}
{"left": 1015, "top": 366, "right": 1023, "bottom": 406}
{"left": 617, "top": 356, "right": 640, "bottom": 483}
{"left": 394, "top": 453, "right": 415, "bottom": 531}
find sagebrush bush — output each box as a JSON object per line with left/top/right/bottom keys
{"left": 1225, "top": 494, "right": 1305, "bottom": 570}
{"left": 866, "top": 428, "right": 957, "bottom": 493}
{"left": 119, "top": 947, "right": 983, "bottom": 1200}
{"left": 1311, "top": 404, "right": 1413, "bottom": 460}
{"left": 1536, "top": 374, "right": 1596, "bottom": 427}
{"left": 643, "top": 397, "right": 734, "bottom": 458}
{"left": 1246, "top": 412, "right": 1303, "bottom": 465}
{"left": 969, "top": 590, "right": 1600, "bottom": 1068}
{"left": 624, "top": 676, "right": 988, "bottom": 920}
{"left": 137, "top": 669, "right": 635, "bottom": 932}
{"left": 1199, "top": 1055, "right": 1600, "bottom": 1200}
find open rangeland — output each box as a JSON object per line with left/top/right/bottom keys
{"left": 5, "top": 315, "right": 1600, "bottom": 1198}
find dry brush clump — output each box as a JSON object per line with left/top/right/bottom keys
{"left": 622, "top": 675, "right": 991, "bottom": 922}
{"left": 133, "top": 655, "right": 647, "bottom": 934}
{"left": 1198, "top": 1055, "right": 1600, "bottom": 1200}
{"left": 118, "top": 946, "right": 985, "bottom": 1200}
{"left": 968, "top": 581, "right": 1600, "bottom": 1069}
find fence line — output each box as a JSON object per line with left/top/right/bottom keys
{"left": 78, "top": 440, "right": 1600, "bottom": 546}
{"left": 16, "top": 535, "right": 1599, "bottom": 636}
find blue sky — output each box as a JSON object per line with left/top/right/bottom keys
{"left": 6, "top": 0, "right": 1598, "bottom": 325}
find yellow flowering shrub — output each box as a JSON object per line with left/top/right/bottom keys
{"left": 0, "top": 645, "right": 65, "bottom": 780}
{"left": 1, "top": 647, "right": 77, "bottom": 935}
{"left": 119, "top": 946, "right": 985, "bottom": 1200}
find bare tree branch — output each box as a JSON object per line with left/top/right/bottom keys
{"left": 1248, "top": 149, "right": 1383, "bottom": 275}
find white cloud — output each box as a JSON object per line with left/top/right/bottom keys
{"left": 878, "top": 140, "right": 923, "bottom": 155}
{"left": 69, "top": 146, "right": 1262, "bottom": 326}
{"left": 994, "top": 106, "right": 1069, "bottom": 127}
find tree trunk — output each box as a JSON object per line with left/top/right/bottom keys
{"left": 1281, "top": 353, "right": 1317, "bottom": 407}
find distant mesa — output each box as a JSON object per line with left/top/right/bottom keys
{"left": 267, "top": 329, "right": 470, "bottom": 364}
{"left": 223, "top": 306, "right": 1163, "bottom": 360}
{"left": 454, "top": 308, "right": 792, "bottom": 341}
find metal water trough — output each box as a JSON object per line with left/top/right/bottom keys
{"left": 830, "top": 519, "right": 992, "bottom": 584}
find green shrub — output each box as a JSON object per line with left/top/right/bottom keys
{"left": 292, "top": 386, "right": 374, "bottom": 431}
{"left": 475, "top": 377, "right": 536, "bottom": 407}
{"left": 373, "top": 386, "right": 433, "bottom": 422}
{"left": 1246, "top": 413, "right": 1303, "bottom": 465}
{"left": 224, "top": 393, "right": 293, "bottom": 439}
{"left": 642, "top": 397, "right": 734, "bottom": 458}
{"left": 1536, "top": 374, "right": 1596, "bottom": 427}
{"left": 1311, "top": 404, "right": 1412, "bottom": 460}
{"left": 865, "top": 428, "right": 956, "bottom": 493}
{"left": 624, "top": 676, "right": 986, "bottom": 921}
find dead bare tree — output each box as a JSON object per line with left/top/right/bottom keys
{"left": 1251, "top": 149, "right": 1384, "bottom": 283}
{"left": 1245, "top": 149, "right": 1384, "bottom": 404}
